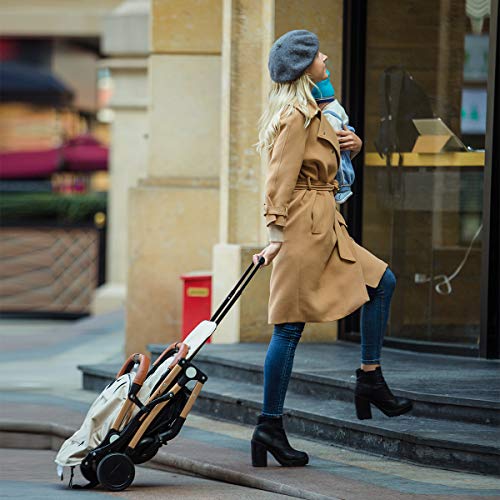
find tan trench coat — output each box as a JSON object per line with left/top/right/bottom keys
{"left": 264, "top": 102, "right": 387, "bottom": 324}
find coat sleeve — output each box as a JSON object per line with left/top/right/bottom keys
{"left": 263, "top": 109, "right": 307, "bottom": 228}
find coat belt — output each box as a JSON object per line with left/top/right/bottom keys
{"left": 294, "top": 178, "right": 339, "bottom": 193}
{"left": 295, "top": 179, "right": 355, "bottom": 262}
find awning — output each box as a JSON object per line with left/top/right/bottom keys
{"left": 0, "top": 61, "right": 73, "bottom": 107}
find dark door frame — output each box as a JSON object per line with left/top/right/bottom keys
{"left": 340, "top": 0, "right": 499, "bottom": 359}
{"left": 480, "top": 0, "right": 500, "bottom": 359}
{"left": 338, "top": 0, "right": 366, "bottom": 340}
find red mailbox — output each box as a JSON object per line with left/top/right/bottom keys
{"left": 180, "top": 271, "right": 212, "bottom": 342}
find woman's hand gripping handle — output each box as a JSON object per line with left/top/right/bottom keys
{"left": 252, "top": 242, "right": 282, "bottom": 267}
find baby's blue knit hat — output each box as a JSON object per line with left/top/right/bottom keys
{"left": 312, "top": 69, "right": 335, "bottom": 99}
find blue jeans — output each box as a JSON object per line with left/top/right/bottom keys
{"left": 262, "top": 267, "right": 396, "bottom": 417}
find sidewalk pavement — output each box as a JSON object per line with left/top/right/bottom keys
{"left": 1, "top": 448, "right": 288, "bottom": 499}
{"left": 1, "top": 312, "right": 500, "bottom": 499}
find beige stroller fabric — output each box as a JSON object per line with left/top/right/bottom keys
{"left": 55, "top": 321, "right": 217, "bottom": 471}
{"left": 55, "top": 373, "right": 152, "bottom": 468}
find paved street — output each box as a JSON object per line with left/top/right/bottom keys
{"left": 1, "top": 312, "right": 500, "bottom": 499}
{"left": 1, "top": 448, "right": 290, "bottom": 499}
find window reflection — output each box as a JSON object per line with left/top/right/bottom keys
{"left": 362, "top": 0, "right": 491, "bottom": 346}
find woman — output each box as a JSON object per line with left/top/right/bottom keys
{"left": 251, "top": 30, "right": 412, "bottom": 468}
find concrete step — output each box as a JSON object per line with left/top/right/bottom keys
{"left": 148, "top": 344, "right": 500, "bottom": 427}
{"left": 79, "top": 362, "right": 500, "bottom": 476}
{"left": 197, "top": 376, "right": 500, "bottom": 476}
{"left": 79, "top": 362, "right": 120, "bottom": 392}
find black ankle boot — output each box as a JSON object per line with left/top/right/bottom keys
{"left": 355, "top": 367, "right": 413, "bottom": 420}
{"left": 251, "top": 415, "right": 309, "bottom": 467}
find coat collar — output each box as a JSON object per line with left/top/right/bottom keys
{"left": 307, "top": 100, "right": 321, "bottom": 116}
{"left": 317, "top": 109, "right": 340, "bottom": 155}
{"left": 291, "top": 101, "right": 340, "bottom": 155}
{"left": 292, "top": 100, "right": 321, "bottom": 117}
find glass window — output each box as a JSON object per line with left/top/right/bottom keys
{"left": 362, "top": 0, "right": 492, "bottom": 346}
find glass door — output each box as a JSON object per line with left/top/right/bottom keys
{"left": 361, "top": 0, "right": 493, "bottom": 348}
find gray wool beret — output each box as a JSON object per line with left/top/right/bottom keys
{"left": 268, "top": 30, "right": 319, "bottom": 83}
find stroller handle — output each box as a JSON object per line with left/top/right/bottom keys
{"left": 153, "top": 342, "right": 189, "bottom": 368}
{"left": 116, "top": 353, "right": 150, "bottom": 388}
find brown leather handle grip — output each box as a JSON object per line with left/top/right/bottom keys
{"left": 153, "top": 342, "right": 189, "bottom": 368}
{"left": 116, "top": 353, "right": 150, "bottom": 387}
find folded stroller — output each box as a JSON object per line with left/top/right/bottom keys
{"left": 55, "top": 258, "right": 264, "bottom": 491}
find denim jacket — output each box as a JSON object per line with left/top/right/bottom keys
{"left": 322, "top": 106, "right": 356, "bottom": 204}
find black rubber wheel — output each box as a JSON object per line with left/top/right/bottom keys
{"left": 80, "top": 459, "right": 98, "bottom": 484}
{"left": 96, "top": 453, "right": 135, "bottom": 491}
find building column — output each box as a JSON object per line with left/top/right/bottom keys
{"left": 92, "top": 0, "right": 150, "bottom": 314}
{"left": 211, "top": 0, "right": 274, "bottom": 344}
{"left": 125, "top": 0, "right": 222, "bottom": 355}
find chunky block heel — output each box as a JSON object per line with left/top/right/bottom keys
{"left": 251, "top": 416, "right": 309, "bottom": 467}
{"left": 354, "top": 368, "right": 413, "bottom": 420}
{"left": 251, "top": 440, "right": 268, "bottom": 467}
{"left": 355, "top": 395, "right": 372, "bottom": 420}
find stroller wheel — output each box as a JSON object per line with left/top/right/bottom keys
{"left": 80, "top": 459, "right": 98, "bottom": 484}
{"left": 97, "top": 453, "right": 135, "bottom": 491}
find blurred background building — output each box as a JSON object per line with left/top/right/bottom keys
{"left": 0, "top": 1, "right": 120, "bottom": 317}
{"left": 1, "top": 0, "right": 498, "bottom": 360}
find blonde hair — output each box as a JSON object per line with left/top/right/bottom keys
{"left": 256, "top": 73, "right": 317, "bottom": 154}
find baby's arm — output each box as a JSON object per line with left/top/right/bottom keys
{"left": 323, "top": 113, "right": 343, "bottom": 132}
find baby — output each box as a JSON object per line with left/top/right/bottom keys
{"left": 312, "top": 70, "right": 359, "bottom": 203}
